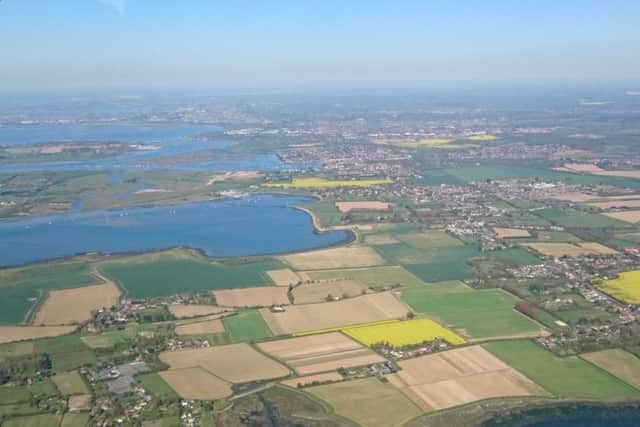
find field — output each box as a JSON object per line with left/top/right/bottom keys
{"left": 308, "top": 377, "right": 423, "bottom": 427}
{"left": 266, "top": 268, "right": 301, "bottom": 286}
{"left": 222, "top": 310, "right": 273, "bottom": 342}
{"left": 159, "top": 367, "right": 232, "bottom": 400}
{"left": 364, "top": 234, "right": 401, "bottom": 245}
{"left": 300, "top": 265, "right": 426, "bottom": 289}
{"left": 260, "top": 293, "right": 409, "bottom": 335}
{"left": 604, "top": 210, "right": 640, "bottom": 223}
{"left": 485, "top": 340, "right": 640, "bottom": 398}
{"left": 60, "top": 413, "right": 90, "bottom": 427}
{"left": 292, "top": 280, "right": 367, "bottom": 304}
{"left": 213, "top": 287, "right": 289, "bottom": 307}
{"left": 581, "top": 349, "right": 640, "bottom": 389}
{"left": 137, "top": 373, "right": 180, "bottom": 399}
{"left": 100, "top": 250, "right": 283, "bottom": 298}
{"left": 557, "top": 163, "right": 640, "bottom": 179}
{"left": 33, "top": 282, "right": 120, "bottom": 325}
{"left": 386, "top": 346, "right": 546, "bottom": 411}
{"left": 175, "top": 319, "right": 225, "bottom": 336}
{"left": 52, "top": 371, "right": 90, "bottom": 396}
{"left": 343, "top": 319, "right": 466, "bottom": 347}
{"left": 68, "top": 394, "right": 92, "bottom": 412}
{"left": 523, "top": 242, "right": 617, "bottom": 257}
{"left": 493, "top": 227, "right": 531, "bottom": 238}
{"left": 1, "top": 414, "right": 61, "bottom": 427}
{"left": 281, "top": 372, "right": 343, "bottom": 388}
{"left": 263, "top": 177, "right": 393, "bottom": 189}
{"left": 538, "top": 208, "right": 627, "bottom": 228}
{"left": 596, "top": 270, "right": 640, "bottom": 304}
{"left": 402, "top": 288, "right": 545, "bottom": 339}
{"left": 279, "top": 246, "right": 386, "bottom": 270}
{"left": 258, "top": 332, "right": 385, "bottom": 375}
{"left": 167, "top": 304, "right": 228, "bottom": 319}
{"left": 335, "top": 201, "right": 392, "bottom": 213}
{"left": 587, "top": 199, "right": 640, "bottom": 209}
{"left": 159, "top": 342, "right": 290, "bottom": 383}
{"left": 0, "top": 326, "right": 76, "bottom": 344}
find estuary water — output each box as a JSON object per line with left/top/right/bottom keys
{"left": 0, "top": 195, "right": 351, "bottom": 268}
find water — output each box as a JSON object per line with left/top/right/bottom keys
{"left": 481, "top": 405, "right": 640, "bottom": 427}
{"left": 0, "top": 195, "right": 352, "bottom": 268}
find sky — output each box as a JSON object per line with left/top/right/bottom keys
{"left": 1, "top": 0, "right": 639, "bottom": 90}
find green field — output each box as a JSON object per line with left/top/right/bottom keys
{"left": 538, "top": 208, "right": 627, "bottom": 228}
{"left": 222, "top": 310, "right": 273, "bottom": 342}
{"left": 81, "top": 323, "right": 172, "bottom": 349}
{"left": 60, "top": 413, "right": 90, "bottom": 427}
{"left": 302, "top": 265, "right": 426, "bottom": 289}
{"left": 485, "top": 340, "right": 640, "bottom": 399}
{"left": 52, "top": 371, "right": 89, "bottom": 396}
{"left": 0, "top": 380, "right": 58, "bottom": 406}
{"left": 402, "top": 288, "right": 544, "bottom": 338}
{"left": 34, "top": 334, "right": 97, "bottom": 371}
{"left": 1, "top": 414, "right": 61, "bottom": 427}
{"left": 137, "top": 373, "right": 180, "bottom": 399}
{"left": 303, "top": 200, "right": 346, "bottom": 228}
{"left": 100, "top": 250, "right": 284, "bottom": 298}
{"left": 0, "top": 262, "right": 100, "bottom": 324}
{"left": 484, "top": 248, "right": 543, "bottom": 267}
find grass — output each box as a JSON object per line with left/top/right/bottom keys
{"left": 0, "top": 380, "right": 58, "bottom": 405}
{"left": 222, "top": 310, "right": 273, "bottom": 343}
{"left": 302, "top": 265, "right": 426, "bottom": 289}
{"left": 81, "top": 323, "right": 172, "bottom": 349}
{"left": 581, "top": 348, "right": 640, "bottom": 390}
{"left": 343, "top": 318, "right": 466, "bottom": 347}
{"left": 137, "top": 373, "right": 180, "bottom": 399}
{"left": 484, "top": 248, "right": 543, "bottom": 267}
{"left": 402, "top": 288, "right": 544, "bottom": 339}
{"left": 100, "top": 250, "right": 283, "bottom": 299}
{"left": 1, "top": 414, "right": 61, "bottom": 427}
{"left": 52, "top": 371, "right": 89, "bottom": 396}
{"left": 485, "top": 340, "right": 640, "bottom": 399}
{"left": 538, "top": 208, "right": 627, "bottom": 228}
{"left": 303, "top": 200, "right": 345, "bottom": 228}
{"left": 33, "top": 334, "right": 97, "bottom": 371}
{"left": 264, "top": 177, "right": 393, "bottom": 189}
{"left": 60, "top": 413, "right": 90, "bottom": 427}
{"left": 596, "top": 270, "right": 640, "bottom": 304}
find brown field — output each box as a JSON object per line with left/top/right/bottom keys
{"left": 581, "top": 349, "right": 640, "bottom": 389}
{"left": 281, "top": 372, "right": 343, "bottom": 388}
{"left": 292, "top": 280, "right": 367, "bottom": 304}
{"left": 213, "top": 287, "right": 290, "bottom": 307}
{"left": 551, "top": 192, "right": 599, "bottom": 202}
{"left": 258, "top": 332, "right": 385, "bottom": 375}
{"left": 604, "top": 210, "right": 640, "bottom": 224}
{"left": 160, "top": 367, "right": 232, "bottom": 400}
{"left": 587, "top": 200, "right": 640, "bottom": 209}
{"left": 207, "top": 171, "right": 263, "bottom": 185}
{"left": 175, "top": 319, "right": 225, "bottom": 336}
{"left": 335, "top": 201, "right": 392, "bottom": 213}
{"left": 266, "top": 268, "right": 301, "bottom": 287}
{"left": 523, "top": 242, "right": 616, "bottom": 257}
{"left": 259, "top": 292, "right": 409, "bottom": 335}
{"left": 386, "top": 346, "right": 546, "bottom": 411}
{"left": 68, "top": 394, "right": 92, "bottom": 412}
{"left": 278, "top": 246, "right": 386, "bottom": 270}
{"left": 364, "top": 234, "right": 401, "bottom": 245}
{"left": 168, "top": 304, "right": 228, "bottom": 319}
{"left": 557, "top": 163, "right": 640, "bottom": 179}
{"left": 159, "top": 342, "right": 290, "bottom": 383}
{"left": 493, "top": 227, "right": 531, "bottom": 239}
{"left": 0, "top": 326, "right": 76, "bottom": 344}
{"left": 33, "top": 282, "right": 121, "bottom": 325}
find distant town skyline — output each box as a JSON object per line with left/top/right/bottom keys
{"left": 1, "top": 0, "right": 640, "bottom": 90}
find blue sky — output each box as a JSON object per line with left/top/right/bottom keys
{"left": 1, "top": 0, "right": 639, "bottom": 89}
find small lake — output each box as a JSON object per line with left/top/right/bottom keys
{"left": 0, "top": 195, "right": 352, "bottom": 268}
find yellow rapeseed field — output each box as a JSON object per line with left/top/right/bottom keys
{"left": 343, "top": 318, "right": 466, "bottom": 347}
{"left": 466, "top": 134, "right": 498, "bottom": 141}
{"left": 264, "top": 177, "right": 392, "bottom": 189}
{"left": 597, "top": 270, "right": 640, "bottom": 304}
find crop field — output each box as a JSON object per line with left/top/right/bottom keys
{"left": 222, "top": 310, "right": 273, "bottom": 342}
{"left": 1, "top": 414, "right": 61, "bottom": 427}
{"left": 266, "top": 268, "right": 301, "bottom": 286}
{"left": 587, "top": 199, "right": 640, "bottom": 209}
{"left": 33, "top": 282, "right": 120, "bottom": 325}
{"left": 485, "top": 340, "right": 640, "bottom": 398}
{"left": 302, "top": 199, "right": 346, "bottom": 228}
{"left": 80, "top": 322, "right": 172, "bottom": 349}
{"left": 386, "top": 346, "right": 546, "bottom": 411}
{"left": 604, "top": 210, "right": 640, "bottom": 224}
{"left": 213, "top": 287, "right": 289, "bottom": 307}
{"left": 281, "top": 372, "right": 343, "bottom": 388}
{"left": 0, "top": 262, "right": 101, "bottom": 324}
{"left": 68, "top": 394, "right": 91, "bottom": 412}
{"left": 335, "top": 201, "right": 392, "bottom": 213}
{"left": 402, "top": 288, "right": 545, "bottom": 339}
{"left": 279, "top": 246, "right": 386, "bottom": 270}
{"left": 538, "top": 208, "right": 627, "bottom": 228}
{"left": 395, "top": 230, "right": 463, "bottom": 249}
{"left": 258, "top": 332, "right": 385, "bottom": 375}
{"left": 0, "top": 326, "right": 76, "bottom": 344}
{"left": 523, "top": 242, "right": 617, "bottom": 257}
{"left": 343, "top": 319, "right": 466, "bottom": 347}
{"left": 175, "top": 319, "right": 225, "bottom": 336}
{"left": 364, "top": 234, "right": 401, "bottom": 245}
{"left": 308, "top": 377, "right": 423, "bottom": 427}
{"left": 100, "top": 250, "right": 282, "bottom": 298}
{"left": 160, "top": 367, "right": 232, "bottom": 400}
{"left": 596, "top": 270, "right": 640, "bottom": 304}
{"left": 581, "top": 349, "right": 640, "bottom": 389}
{"left": 263, "top": 177, "right": 393, "bottom": 189}
{"left": 300, "top": 265, "right": 426, "bottom": 289}
{"left": 483, "top": 248, "right": 543, "bottom": 267}
{"left": 260, "top": 293, "right": 409, "bottom": 335}
{"left": 159, "top": 342, "right": 290, "bottom": 383}
{"left": 52, "top": 371, "right": 89, "bottom": 396}
{"left": 493, "top": 227, "right": 531, "bottom": 238}
{"left": 292, "top": 280, "right": 367, "bottom": 304}
{"left": 60, "top": 413, "right": 90, "bottom": 427}
{"left": 137, "top": 373, "right": 179, "bottom": 399}
{"left": 167, "top": 304, "right": 228, "bottom": 319}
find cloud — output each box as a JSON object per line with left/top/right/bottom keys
{"left": 97, "top": 0, "right": 127, "bottom": 15}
